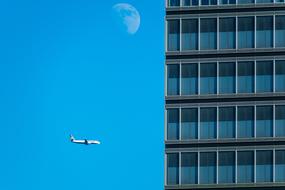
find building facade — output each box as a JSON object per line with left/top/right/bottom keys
{"left": 164, "top": 0, "right": 285, "bottom": 189}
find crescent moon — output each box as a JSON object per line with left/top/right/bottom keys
{"left": 112, "top": 3, "right": 141, "bottom": 35}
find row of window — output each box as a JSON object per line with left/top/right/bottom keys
{"left": 168, "top": 0, "right": 285, "bottom": 6}
{"left": 167, "top": 60, "right": 285, "bottom": 96}
{"left": 167, "top": 16, "right": 285, "bottom": 51}
{"left": 167, "top": 105, "right": 285, "bottom": 140}
{"left": 166, "top": 150, "right": 285, "bottom": 185}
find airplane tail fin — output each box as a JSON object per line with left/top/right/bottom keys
{"left": 70, "top": 134, "right": 75, "bottom": 141}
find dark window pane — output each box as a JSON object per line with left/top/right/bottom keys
{"left": 238, "top": 17, "right": 254, "bottom": 48}
{"left": 168, "top": 20, "right": 180, "bottom": 51}
{"left": 276, "top": 106, "right": 285, "bottom": 137}
{"left": 238, "top": 107, "right": 254, "bottom": 138}
{"left": 200, "top": 108, "right": 217, "bottom": 139}
{"left": 183, "top": 0, "right": 199, "bottom": 5}
{"left": 181, "top": 153, "right": 198, "bottom": 184}
{"left": 276, "top": 60, "right": 285, "bottom": 92}
{"left": 181, "top": 108, "right": 198, "bottom": 139}
{"left": 182, "top": 64, "right": 198, "bottom": 95}
{"left": 169, "top": 0, "right": 180, "bottom": 6}
{"left": 220, "top": 0, "right": 236, "bottom": 4}
{"left": 256, "top": 0, "right": 273, "bottom": 3}
{"left": 237, "top": 151, "right": 254, "bottom": 183}
{"left": 275, "top": 150, "right": 285, "bottom": 182}
{"left": 167, "top": 64, "right": 180, "bottom": 95}
{"left": 219, "top": 62, "right": 236, "bottom": 94}
{"left": 238, "top": 0, "right": 254, "bottom": 3}
{"left": 256, "top": 106, "right": 273, "bottom": 137}
{"left": 238, "top": 61, "right": 254, "bottom": 93}
{"left": 219, "top": 107, "right": 235, "bottom": 138}
{"left": 167, "top": 109, "right": 179, "bottom": 140}
{"left": 200, "top": 19, "right": 217, "bottom": 50}
{"left": 200, "top": 63, "right": 217, "bottom": 94}
{"left": 256, "top": 16, "right": 273, "bottom": 48}
{"left": 219, "top": 151, "right": 235, "bottom": 183}
{"left": 256, "top": 151, "right": 273, "bottom": 182}
{"left": 167, "top": 153, "right": 179, "bottom": 185}
{"left": 256, "top": 61, "right": 273, "bottom": 92}
{"left": 182, "top": 19, "right": 198, "bottom": 51}
{"left": 219, "top": 18, "right": 236, "bottom": 49}
{"left": 275, "top": 16, "right": 285, "bottom": 47}
{"left": 200, "top": 152, "right": 217, "bottom": 184}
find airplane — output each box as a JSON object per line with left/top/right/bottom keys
{"left": 70, "top": 135, "right": 101, "bottom": 145}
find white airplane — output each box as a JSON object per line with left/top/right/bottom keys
{"left": 70, "top": 135, "right": 101, "bottom": 145}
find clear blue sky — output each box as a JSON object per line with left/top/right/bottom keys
{"left": 0, "top": 1, "right": 164, "bottom": 189}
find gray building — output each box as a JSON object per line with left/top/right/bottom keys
{"left": 164, "top": 0, "right": 285, "bottom": 189}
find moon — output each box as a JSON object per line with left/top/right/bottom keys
{"left": 112, "top": 3, "right": 140, "bottom": 35}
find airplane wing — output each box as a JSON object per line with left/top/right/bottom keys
{"left": 87, "top": 140, "right": 101, "bottom": 144}
{"left": 71, "top": 139, "right": 86, "bottom": 144}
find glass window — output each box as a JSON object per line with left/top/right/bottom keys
{"left": 219, "top": 107, "right": 235, "bottom": 139}
{"left": 219, "top": 62, "right": 236, "bottom": 94}
{"left": 237, "top": 151, "right": 254, "bottom": 183}
{"left": 200, "top": 63, "right": 217, "bottom": 94}
{"left": 168, "top": 20, "right": 180, "bottom": 51}
{"left": 238, "top": 106, "right": 254, "bottom": 138}
{"left": 256, "top": 61, "right": 273, "bottom": 92}
{"left": 238, "top": 61, "right": 254, "bottom": 93}
{"left": 256, "top": 150, "right": 273, "bottom": 182}
{"left": 256, "top": 106, "right": 273, "bottom": 137}
{"left": 183, "top": 0, "right": 199, "bottom": 6}
{"left": 167, "top": 109, "right": 179, "bottom": 140}
{"left": 167, "top": 64, "right": 180, "bottom": 95}
{"left": 220, "top": 0, "right": 236, "bottom": 4}
{"left": 275, "top": 150, "right": 285, "bottom": 182}
{"left": 200, "top": 18, "right": 217, "bottom": 50}
{"left": 201, "top": 0, "right": 218, "bottom": 5}
{"left": 276, "top": 60, "right": 285, "bottom": 92}
{"left": 200, "top": 152, "right": 217, "bottom": 184}
{"left": 181, "top": 108, "right": 198, "bottom": 140}
{"left": 256, "top": 16, "right": 273, "bottom": 48}
{"left": 276, "top": 0, "right": 285, "bottom": 2}
{"left": 219, "top": 151, "right": 235, "bottom": 184}
{"left": 238, "top": 17, "right": 254, "bottom": 49}
{"left": 256, "top": 0, "right": 273, "bottom": 3}
{"left": 200, "top": 108, "right": 217, "bottom": 139}
{"left": 167, "top": 153, "right": 179, "bottom": 185}
{"left": 181, "top": 152, "right": 198, "bottom": 184}
{"left": 238, "top": 0, "right": 254, "bottom": 3}
{"left": 182, "top": 19, "right": 198, "bottom": 51}
{"left": 182, "top": 64, "right": 198, "bottom": 95}
{"left": 275, "top": 16, "right": 285, "bottom": 47}
{"left": 219, "top": 18, "right": 236, "bottom": 49}
{"left": 276, "top": 106, "right": 285, "bottom": 137}
{"left": 169, "top": 0, "right": 180, "bottom": 6}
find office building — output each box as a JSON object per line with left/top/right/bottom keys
{"left": 165, "top": 0, "right": 285, "bottom": 189}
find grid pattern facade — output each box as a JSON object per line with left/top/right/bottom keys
{"left": 165, "top": 1, "right": 285, "bottom": 189}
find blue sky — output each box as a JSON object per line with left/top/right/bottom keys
{"left": 0, "top": 1, "right": 164, "bottom": 190}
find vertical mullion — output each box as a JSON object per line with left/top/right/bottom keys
{"left": 217, "top": 107, "right": 219, "bottom": 139}
{"left": 235, "top": 106, "right": 238, "bottom": 139}
{"left": 180, "top": 63, "right": 182, "bottom": 96}
{"left": 198, "top": 62, "right": 200, "bottom": 95}
{"left": 254, "top": 150, "right": 256, "bottom": 183}
{"left": 273, "top": 104, "right": 276, "bottom": 137}
{"left": 272, "top": 148, "right": 275, "bottom": 183}
{"left": 198, "top": 18, "right": 200, "bottom": 51}
{"left": 217, "top": 62, "right": 219, "bottom": 95}
{"left": 254, "top": 105, "right": 257, "bottom": 138}
{"left": 254, "top": 16, "right": 256, "bottom": 49}
{"left": 217, "top": 17, "right": 220, "bottom": 50}
{"left": 180, "top": 18, "right": 182, "bottom": 52}
{"left": 198, "top": 151, "right": 200, "bottom": 184}
{"left": 235, "top": 149, "right": 238, "bottom": 184}
{"left": 198, "top": 107, "right": 200, "bottom": 140}
{"left": 179, "top": 108, "right": 182, "bottom": 140}
{"left": 216, "top": 151, "right": 219, "bottom": 184}
{"left": 273, "top": 15, "right": 276, "bottom": 48}
{"left": 254, "top": 60, "right": 257, "bottom": 93}
{"left": 273, "top": 59, "right": 276, "bottom": 92}
{"left": 236, "top": 60, "right": 238, "bottom": 94}
{"left": 179, "top": 152, "right": 181, "bottom": 185}
{"left": 236, "top": 16, "right": 238, "bottom": 50}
